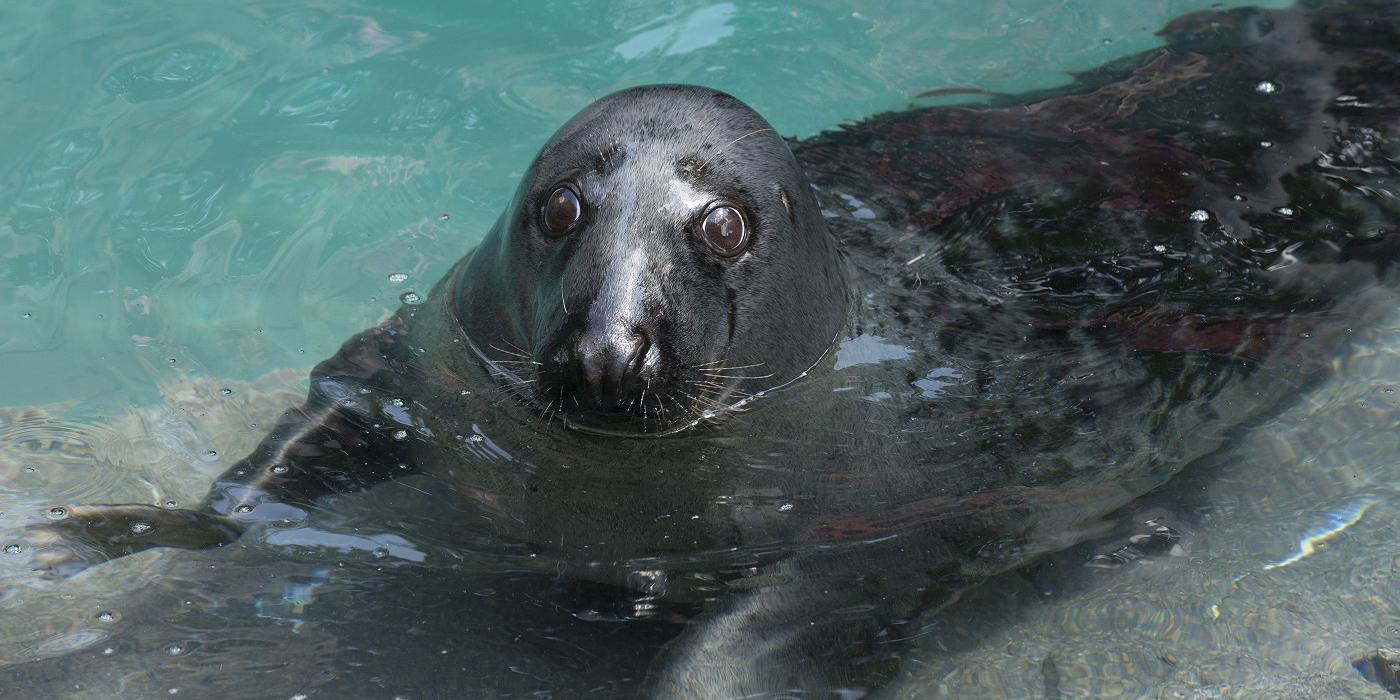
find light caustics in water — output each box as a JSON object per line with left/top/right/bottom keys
{"left": 1208, "top": 498, "right": 1380, "bottom": 621}
{"left": 1260, "top": 498, "right": 1377, "bottom": 571}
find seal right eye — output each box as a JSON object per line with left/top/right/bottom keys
{"left": 543, "top": 186, "right": 582, "bottom": 236}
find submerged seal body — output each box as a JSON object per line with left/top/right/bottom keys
{"left": 30, "top": 1, "right": 1399, "bottom": 694}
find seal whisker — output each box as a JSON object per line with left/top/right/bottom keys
{"left": 701, "top": 372, "right": 777, "bottom": 380}
{"left": 488, "top": 343, "right": 532, "bottom": 359}
{"left": 698, "top": 128, "right": 774, "bottom": 172}
{"left": 677, "top": 390, "right": 728, "bottom": 411}
{"left": 700, "top": 364, "right": 767, "bottom": 375}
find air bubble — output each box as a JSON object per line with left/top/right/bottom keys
{"left": 400, "top": 291, "right": 422, "bottom": 305}
{"left": 130, "top": 521, "right": 154, "bottom": 535}
{"left": 102, "top": 648, "right": 115, "bottom": 656}
{"left": 1260, "top": 140, "right": 1274, "bottom": 148}
{"left": 21, "top": 312, "right": 31, "bottom": 319}
{"left": 389, "top": 398, "right": 405, "bottom": 407}
{"left": 219, "top": 387, "right": 233, "bottom": 396}
{"left": 1275, "top": 207, "right": 1294, "bottom": 216}
{"left": 23, "top": 466, "right": 35, "bottom": 474}
{"left": 164, "top": 500, "right": 178, "bottom": 509}
{"left": 1188, "top": 209, "right": 1210, "bottom": 222}
{"left": 168, "top": 358, "right": 178, "bottom": 364}
{"left": 204, "top": 450, "right": 218, "bottom": 459}
{"left": 778, "top": 503, "right": 794, "bottom": 512}
{"left": 271, "top": 464, "right": 289, "bottom": 475}
{"left": 1254, "top": 80, "right": 1279, "bottom": 94}
{"left": 371, "top": 547, "right": 389, "bottom": 559}
{"left": 439, "top": 213, "right": 450, "bottom": 221}
{"left": 47, "top": 507, "right": 68, "bottom": 520}
{"left": 468, "top": 434, "right": 484, "bottom": 444}
{"left": 392, "top": 429, "right": 409, "bottom": 441}
{"left": 1153, "top": 245, "right": 1167, "bottom": 253}
{"left": 165, "top": 643, "right": 184, "bottom": 656}
{"left": 234, "top": 504, "right": 254, "bottom": 514}
{"left": 96, "top": 611, "right": 116, "bottom": 623}
{"left": 388, "top": 273, "right": 408, "bottom": 284}
{"left": 3, "top": 543, "right": 23, "bottom": 554}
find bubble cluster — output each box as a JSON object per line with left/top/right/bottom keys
{"left": 388, "top": 272, "right": 408, "bottom": 283}
{"left": 400, "top": 291, "right": 422, "bottom": 305}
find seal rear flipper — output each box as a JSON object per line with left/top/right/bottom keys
{"left": 25, "top": 504, "right": 243, "bottom": 578}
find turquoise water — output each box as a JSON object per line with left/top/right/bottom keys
{"left": 0, "top": 0, "right": 1289, "bottom": 407}
{"left": 5, "top": 1, "right": 1399, "bottom": 698}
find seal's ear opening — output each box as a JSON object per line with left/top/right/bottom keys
{"left": 777, "top": 184, "right": 795, "bottom": 224}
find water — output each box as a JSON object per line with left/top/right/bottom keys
{"left": 3, "top": 0, "right": 1397, "bottom": 698}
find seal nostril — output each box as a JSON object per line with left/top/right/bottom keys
{"left": 628, "top": 327, "right": 651, "bottom": 374}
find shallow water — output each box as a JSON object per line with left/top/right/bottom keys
{"left": 3, "top": 0, "right": 1398, "bottom": 698}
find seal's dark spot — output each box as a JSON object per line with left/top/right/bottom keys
{"left": 543, "top": 186, "right": 582, "bottom": 237}
{"left": 701, "top": 205, "right": 748, "bottom": 256}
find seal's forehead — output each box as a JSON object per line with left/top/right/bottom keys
{"left": 544, "top": 85, "right": 777, "bottom": 158}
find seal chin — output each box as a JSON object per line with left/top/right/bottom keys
{"left": 531, "top": 375, "right": 732, "bottom": 437}
{"left": 558, "top": 407, "right": 682, "bottom": 436}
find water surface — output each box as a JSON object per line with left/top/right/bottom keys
{"left": 6, "top": 1, "right": 1399, "bottom": 698}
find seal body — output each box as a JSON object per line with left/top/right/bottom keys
{"left": 31, "top": 1, "right": 1399, "bottom": 695}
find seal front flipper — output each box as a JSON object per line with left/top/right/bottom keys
{"left": 26, "top": 504, "right": 243, "bottom": 578}
{"left": 29, "top": 317, "right": 417, "bottom": 576}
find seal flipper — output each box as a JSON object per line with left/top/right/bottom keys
{"left": 652, "top": 545, "right": 961, "bottom": 696}
{"left": 29, "top": 318, "right": 417, "bottom": 576}
{"left": 26, "top": 504, "right": 244, "bottom": 578}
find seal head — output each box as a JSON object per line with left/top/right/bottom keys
{"left": 455, "top": 85, "right": 848, "bottom": 435}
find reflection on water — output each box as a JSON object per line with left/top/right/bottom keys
{"left": 1, "top": 0, "right": 1396, "bottom": 697}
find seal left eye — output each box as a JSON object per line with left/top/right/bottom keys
{"left": 543, "top": 186, "right": 582, "bottom": 236}
{"left": 701, "top": 205, "right": 749, "bottom": 257}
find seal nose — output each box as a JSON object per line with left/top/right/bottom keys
{"left": 574, "top": 326, "right": 651, "bottom": 410}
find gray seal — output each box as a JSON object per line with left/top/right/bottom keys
{"left": 26, "top": 2, "right": 1400, "bottom": 693}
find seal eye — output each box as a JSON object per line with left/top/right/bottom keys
{"left": 543, "top": 186, "right": 582, "bottom": 236}
{"left": 700, "top": 205, "right": 748, "bottom": 257}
